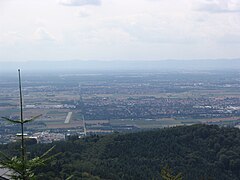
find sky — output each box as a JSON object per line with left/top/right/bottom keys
{"left": 1, "top": 0, "right": 240, "bottom": 62}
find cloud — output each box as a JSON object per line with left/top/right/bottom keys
{"left": 102, "top": 13, "right": 197, "bottom": 44}
{"left": 58, "top": 0, "right": 101, "bottom": 6}
{"left": 0, "top": 31, "right": 23, "bottom": 45}
{"left": 76, "top": 27, "right": 134, "bottom": 45}
{"left": 196, "top": 0, "right": 240, "bottom": 13}
{"left": 77, "top": 8, "right": 92, "bottom": 17}
{"left": 35, "top": 19, "right": 47, "bottom": 27}
{"left": 218, "top": 34, "right": 240, "bottom": 43}
{"left": 33, "top": 27, "right": 56, "bottom": 41}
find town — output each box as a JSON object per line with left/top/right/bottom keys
{"left": 0, "top": 70, "right": 239, "bottom": 144}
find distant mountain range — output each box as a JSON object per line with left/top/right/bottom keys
{"left": 0, "top": 59, "right": 240, "bottom": 74}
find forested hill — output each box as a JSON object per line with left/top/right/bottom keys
{"left": 2, "top": 124, "right": 240, "bottom": 180}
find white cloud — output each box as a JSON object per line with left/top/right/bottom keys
{"left": 77, "top": 8, "right": 92, "bottom": 17}
{"left": 78, "top": 27, "right": 134, "bottom": 44}
{"left": 35, "top": 19, "right": 47, "bottom": 27}
{"left": 33, "top": 27, "right": 56, "bottom": 41}
{"left": 0, "top": 31, "right": 23, "bottom": 45}
{"left": 219, "top": 34, "right": 240, "bottom": 43}
{"left": 196, "top": 0, "right": 240, "bottom": 13}
{"left": 99, "top": 12, "right": 197, "bottom": 44}
{"left": 1, "top": 0, "right": 240, "bottom": 61}
{"left": 58, "top": 0, "right": 101, "bottom": 6}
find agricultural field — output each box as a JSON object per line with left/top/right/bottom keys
{"left": 0, "top": 70, "right": 239, "bottom": 141}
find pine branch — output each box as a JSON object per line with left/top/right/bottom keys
{"left": 23, "top": 114, "right": 42, "bottom": 124}
{"left": 66, "top": 175, "right": 74, "bottom": 180}
{"left": 39, "top": 145, "right": 55, "bottom": 159}
{"left": 1, "top": 117, "right": 21, "bottom": 124}
{"left": 1, "top": 114, "right": 42, "bottom": 125}
{"left": 161, "top": 166, "right": 183, "bottom": 180}
{"left": 0, "top": 151, "right": 11, "bottom": 161}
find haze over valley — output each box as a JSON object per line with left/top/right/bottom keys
{"left": 1, "top": 0, "right": 240, "bottom": 179}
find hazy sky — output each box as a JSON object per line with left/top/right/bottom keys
{"left": 1, "top": 0, "right": 240, "bottom": 62}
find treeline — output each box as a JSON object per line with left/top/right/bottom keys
{"left": 1, "top": 124, "right": 240, "bottom": 179}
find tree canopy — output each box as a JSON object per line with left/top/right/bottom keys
{"left": 1, "top": 124, "right": 239, "bottom": 180}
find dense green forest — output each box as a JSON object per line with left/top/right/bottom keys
{"left": 1, "top": 124, "right": 240, "bottom": 180}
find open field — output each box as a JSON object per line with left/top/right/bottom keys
{"left": 0, "top": 71, "right": 239, "bottom": 136}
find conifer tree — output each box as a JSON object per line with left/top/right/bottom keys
{"left": 0, "top": 69, "right": 58, "bottom": 180}
{"left": 160, "top": 166, "right": 183, "bottom": 180}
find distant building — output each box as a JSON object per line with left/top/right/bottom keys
{"left": 0, "top": 168, "right": 12, "bottom": 180}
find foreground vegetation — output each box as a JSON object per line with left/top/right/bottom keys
{"left": 1, "top": 124, "right": 240, "bottom": 180}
